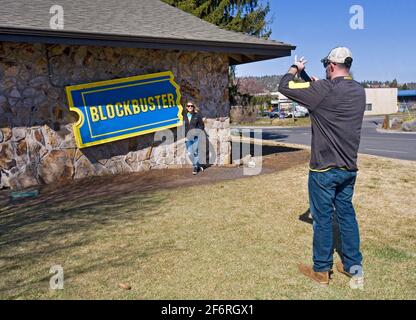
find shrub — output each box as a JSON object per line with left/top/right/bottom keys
{"left": 401, "top": 119, "right": 416, "bottom": 132}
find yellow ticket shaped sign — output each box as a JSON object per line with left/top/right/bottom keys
{"left": 66, "top": 71, "right": 183, "bottom": 148}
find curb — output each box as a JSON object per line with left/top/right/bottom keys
{"left": 231, "top": 126, "right": 310, "bottom": 130}
{"left": 230, "top": 136, "right": 311, "bottom": 150}
{"left": 376, "top": 128, "right": 416, "bottom": 135}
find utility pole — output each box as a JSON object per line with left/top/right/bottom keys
{"left": 292, "top": 102, "right": 295, "bottom": 122}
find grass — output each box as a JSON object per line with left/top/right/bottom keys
{"left": 0, "top": 154, "right": 415, "bottom": 299}
{"left": 233, "top": 117, "right": 311, "bottom": 127}
{"left": 386, "top": 112, "right": 416, "bottom": 119}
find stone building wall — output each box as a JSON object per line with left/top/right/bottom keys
{"left": 0, "top": 42, "right": 231, "bottom": 189}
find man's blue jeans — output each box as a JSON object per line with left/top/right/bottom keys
{"left": 186, "top": 136, "right": 200, "bottom": 170}
{"left": 308, "top": 168, "right": 363, "bottom": 273}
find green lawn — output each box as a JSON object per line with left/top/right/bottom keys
{"left": 0, "top": 154, "right": 415, "bottom": 299}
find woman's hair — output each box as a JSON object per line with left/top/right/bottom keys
{"left": 186, "top": 101, "right": 199, "bottom": 113}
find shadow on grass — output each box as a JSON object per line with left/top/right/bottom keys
{"left": 0, "top": 188, "right": 165, "bottom": 246}
{"left": 1, "top": 236, "right": 180, "bottom": 299}
{"left": 231, "top": 142, "right": 303, "bottom": 162}
{"left": 0, "top": 181, "right": 171, "bottom": 297}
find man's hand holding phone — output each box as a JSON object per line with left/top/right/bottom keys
{"left": 289, "top": 55, "right": 318, "bottom": 82}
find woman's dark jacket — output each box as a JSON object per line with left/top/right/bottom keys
{"left": 184, "top": 112, "right": 205, "bottom": 134}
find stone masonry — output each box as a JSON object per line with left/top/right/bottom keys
{"left": 0, "top": 42, "right": 231, "bottom": 189}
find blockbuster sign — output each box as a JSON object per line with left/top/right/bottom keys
{"left": 66, "top": 71, "right": 183, "bottom": 148}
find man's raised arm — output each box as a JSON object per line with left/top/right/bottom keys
{"left": 278, "top": 58, "right": 331, "bottom": 111}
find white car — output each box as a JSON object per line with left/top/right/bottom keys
{"left": 296, "top": 106, "right": 309, "bottom": 117}
{"left": 286, "top": 109, "right": 309, "bottom": 118}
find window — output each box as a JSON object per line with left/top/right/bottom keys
{"left": 365, "top": 103, "right": 373, "bottom": 111}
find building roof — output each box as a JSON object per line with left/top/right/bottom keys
{"left": 398, "top": 90, "right": 416, "bottom": 97}
{"left": 0, "top": 0, "right": 295, "bottom": 65}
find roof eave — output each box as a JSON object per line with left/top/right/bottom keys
{"left": 0, "top": 27, "right": 296, "bottom": 64}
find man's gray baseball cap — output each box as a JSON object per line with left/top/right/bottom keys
{"left": 321, "top": 47, "right": 353, "bottom": 64}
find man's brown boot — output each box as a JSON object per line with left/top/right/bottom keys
{"left": 298, "top": 264, "right": 330, "bottom": 286}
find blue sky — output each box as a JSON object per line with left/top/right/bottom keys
{"left": 236, "top": 0, "right": 416, "bottom": 83}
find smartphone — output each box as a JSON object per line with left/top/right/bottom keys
{"left": 300, "top": 70, "right": 312, "bottom": 82}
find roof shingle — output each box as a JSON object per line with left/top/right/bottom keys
{"left": 0, "top": 0, "right": 295, "bottom": 64}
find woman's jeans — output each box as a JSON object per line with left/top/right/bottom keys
{"left": 308, "top": 168, "right": 363, "bottom": 273}
{"left": 186, "top": 136, "right": 200, "bottom": 170}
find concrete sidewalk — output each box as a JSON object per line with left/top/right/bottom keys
{"left": 0, "top": 141, "right": 310, "bottom": 208}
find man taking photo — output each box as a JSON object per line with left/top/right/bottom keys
{"left": 278, "top": 47, "right": 366, "bottom": 287}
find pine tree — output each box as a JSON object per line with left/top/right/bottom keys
{"left": 163, "top": 1, "right": 272, "bottom": 107}
{"left": 401, "top": 83, "right": 409, "bottom": 90}
{"left": 163, "top": 0, "right": 272, "bottom": 38}
{"left": 390, "top": 79, "right": 398, "bottom": 88}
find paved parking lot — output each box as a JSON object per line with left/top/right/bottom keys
{"left": 239, "top": 116, "right": 416, "bottom": 161}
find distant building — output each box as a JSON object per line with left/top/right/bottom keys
{"left": 364, "top": 88, "right": 398, "bottom": 115}
{"left": 266, "top": 88, "right": 399, "bottom": 116}
{"left": 398, "top": 90, "right": 416, "bottom": 111}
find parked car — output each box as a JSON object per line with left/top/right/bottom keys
{"left": 285, "top": 111, "right": 294, "bottom": 118}
{"left": 259, "top": 110, "right": 270, "bottom": 117}
{"left": 268, "top": 104, "right": 309, "bottom": 119}
{"left": 286, "top": 106, "right": 309, "bottom": 118}
{"left": 268, "top": 108, "right": 281, "bottom": 118}
{"left": 297, "top": 106, "right": 309, "bottom": 117}
{"left": 286, "top": 110, "right": 307, "bottom": 118}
